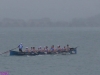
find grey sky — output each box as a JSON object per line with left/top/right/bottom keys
{"left": 0, "top": 0, "right": 100, "bottom": 21}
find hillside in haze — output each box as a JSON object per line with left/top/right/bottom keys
{"left": 0, "top": 14, "right": 100, "bottom": 27}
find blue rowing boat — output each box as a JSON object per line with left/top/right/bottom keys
{"left": 10, "top": 48, "right": 77, "bottom": 56}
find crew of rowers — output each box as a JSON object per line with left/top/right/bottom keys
{"left": 23, "top": 45, "right": 71, "bottom": 53}
{"left": 18, "top": 43, "right": 77, "bottom": 54}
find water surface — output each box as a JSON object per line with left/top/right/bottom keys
{"left": 0, "top": 27, "right": 100, "bottom": 75}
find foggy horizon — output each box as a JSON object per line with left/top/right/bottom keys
{"left": 0, "top": 0, "right": 100, "bottom": 22}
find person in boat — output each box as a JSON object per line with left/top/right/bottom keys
{"left": 30, "top": 47, "right": 33, "bottom": 52}
{"left": 50, "top": 45, "right": 55, "bottom": 52}
{"left": 38, "top": 46, "right": 42, "bottom": 53}
{"left": 25, "top": 47, "right": 29, "bottom": 52}
{"left": 43, "top": 46, "right": 48, "bottom": 54}
{"left": 56, "top": 45, "right": 62, "bottom": 53}
{"left": 63, "top": 46, "right": 66, "bottom": 52}
{"left": 37, "top": 47, "right": 40, "bottom": 53}
{"left": 39, "top": 46, "right": 42, "bottom": 51}
{"left": 45, "top": 46, "right": 49, "bottom": 52}
{"left": 39, "top": 46, "right": 45, "bottom": 54}
{"left": 33, "top": 47, "right": 37, "bottom": 53}
{"left": 66, "top": 44, "right": 70, "bottom": 51}
{"left": 18, "top": 43, "right": 23, "bottom": 52}
{"left": 66, "top": 44, "right": 72, "bottom": 54}
{"left": 43, "top": 46, "right": 46, "bottom": 52}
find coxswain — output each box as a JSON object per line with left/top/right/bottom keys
{"left": 18, "top": 43, "right": 23, "bottom": 52}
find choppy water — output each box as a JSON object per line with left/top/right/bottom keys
{"left": 0, "top": 27, "right": 100, "bottom": 75}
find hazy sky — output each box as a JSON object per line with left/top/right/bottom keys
{"left": 0, "top": 0, "right": 100, "bottom": 21}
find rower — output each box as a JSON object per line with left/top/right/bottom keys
{"left": 45, "top": 46, "right": 48, "bottom": 52}
{"left": 30, "top": 47, "right": 33, "bottom": 52}
{"left": 25, "top": 47, "right": 29, "bottom": 52}
{"left": 66, "top": 44, "right": 70, "bottom": 51}
{"left": 66, "top": 44, "right": 73, "bottom": 54}
{"left": 33, "top": 47, "right": 36, "bottom": 53}
{"left": 62, "top": 46, "right": 66, "bottom": 52}
{"left": 57, "top": 45, "right": 61, "bottom": 53}
{"left": 50, "top": 45, "right": 55, "bottom": 52}
{"left": 43, "top": 46, "right": 46, "bottom": 52}
{"left": 44, "top": 46, "right": 48, "bottom": 54}
{"left": 39, "top": 46, "right": 42, "bottom": 52}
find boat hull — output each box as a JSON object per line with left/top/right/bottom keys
{"left": 10, "top": 51, "right": 39, "bottom": 56}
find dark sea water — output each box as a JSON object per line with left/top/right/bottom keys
{"left": 0, "top": 27, "right": 100, "bottom": 75}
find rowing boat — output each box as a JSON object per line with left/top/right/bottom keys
{"left": 10, "top": 48, "right": 77, "bottom": 56}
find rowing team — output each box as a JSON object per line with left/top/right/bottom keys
{"left": 18, "top": 43, "right": 75, "bottom": 53}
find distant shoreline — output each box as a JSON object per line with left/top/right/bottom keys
{"left": 0, "top": 14, "right": 100, "bottom": 27}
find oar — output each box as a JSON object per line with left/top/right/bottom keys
{"left": 0, "top": 47, "right": 18, "bottom": 55}
{"left": 75, "top": 46, "right": 79, "bottom": 49}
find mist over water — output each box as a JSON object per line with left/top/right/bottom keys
{"left": 0, "top": 27, "right": 100, "bottom": 75}
{"left": 0, "top": 0, "right": 100, "bottom": 21}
